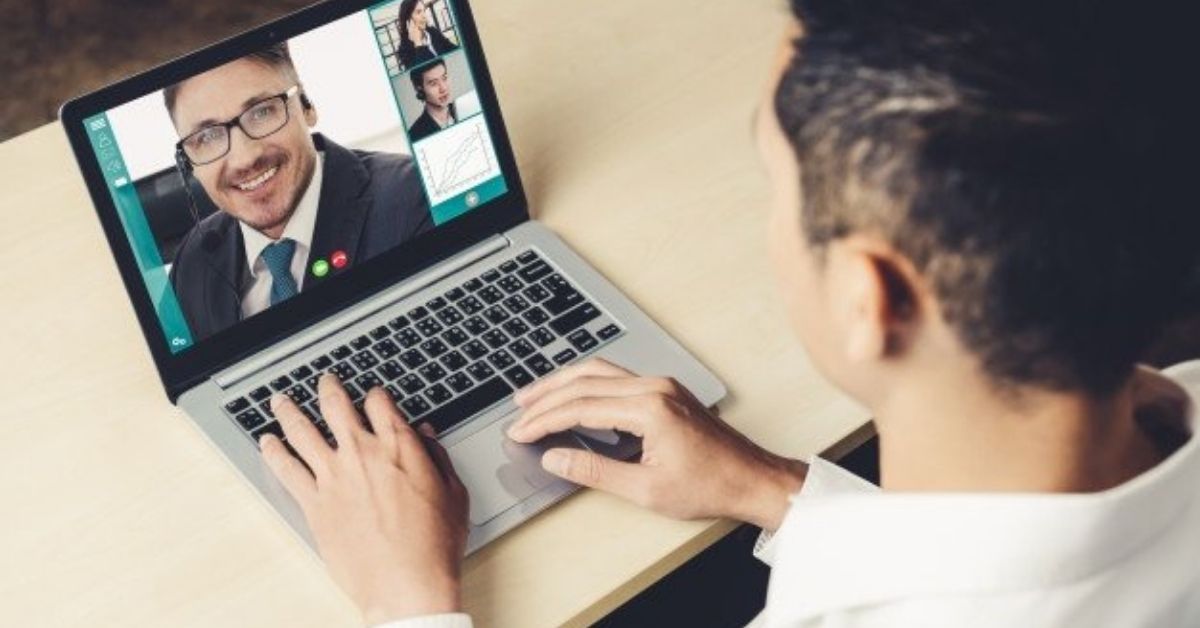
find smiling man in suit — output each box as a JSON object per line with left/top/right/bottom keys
{"left": 165, "top": 42, "right": 433, "bottom": 341}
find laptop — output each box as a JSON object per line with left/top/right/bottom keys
{"left": 60, "top": 0, "right": 725, "bottom": 554}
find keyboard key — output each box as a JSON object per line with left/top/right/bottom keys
{"left": 567, "top": 329, "right": 599, "bottom": 353}
{"left": 523, "top": 284, "right": 551, "bottom": 303}
{"left": 553, "top": 348, "right": 578, "bottom": 365}
{"left": 445, "top": 287, "right": 466, "bottom": 301}
{"left": 442, "top": 328, "right": 469, "bottom": 347}
{"left": 502, "top": 319, "right": 531, "bottom": 338}
{"left": 355, "top": 372, "right": 383, "bottom": 393}
{"left": 417, "top": 318, "right": 444, "bottom": 337}
{"left": 466, "top": 361, "right": 496, "bottom": 381}
{"left": 463, "top": 278, "right": 484, "bottom": 292}
{"left": 509, "top": 338, "right": 536, "bottom": 359}
{"left": 306, "top": 374, "right": 321, "bottom": 390}
{"left": 388, "top": 315, "right": 411, "bottom": 330}
{"left": 425, "top": 383, "right": 453, "bottom": 405}
{"left": 235, "top": 408, "right": 266, "bottom": 430}
{"left": 488, "top": 349, "right": 516, "bottom": 369}
{"left": 260, "top": 400, "right": 275, "bottom": 418}
{"left": 374, "top": 338, "right": 401, "bottom": 358}
{"left": 597, "top": 324, "right": 622, "bottom": 341}
{"left": 248, "top": 386, "right": 272, "bottom": 403}
{"left": 446, "top": 373, "right": 474, "bottom": 393}
{"left": 285, "top": 385, "right": 312, "bottom": 405}
{"left": 419, "top": 363, "right": 448, "bottom": 383}
{"left": 482, "top": 329, "right": 509, "bottom": 348}
{"left": 463, "top": 316, "right": 489, "bottom": 336}
{"left": 369, "top": 325, "right": 391, "bottom": 341}
{"left": 440, "top": 350, "right": 468, "bottom": 372}
{"left": 270, "top": 375, "right": 292, "bottom": 392}
{"left": 224, "top": 397, "right": 250, "bottom": 414}
{"left": 500, "top": 260, "right": 519, "bottom": 273}
{"left": 543, "top": 290, "right": 585, "bottom": 317}
{"left": 351, "top": 351, "right": 380, "bottom": 370}
{"left": 289, "top": 365, "right": 313, "bottom": 381}
{"left": 331, "top": 345, "right": 353, "bottom": 360}
{"left": 518, "top": 261, "right": 554, "bottom": 283}
{"left": 503, "top": 365, "right": 535, "bottom": 388}
{"left": 419, "top": 377, "right": 513, "bottom": 435}
{"left": 401, "top": 396, "right": 432, "bottom": 418}
{"left": 427, "top": 296, "right": 449, "bottom": 311}
{"left": 395, "top": 328, "right": 422, "bottom": 348}
{"left": 482, "top": 268, "right": 501, "bottom": 283}
{"left": 343, "top": 383, "right": 364, "bottom": 402}
{"left": 479, "top": 285, "right": 505, "bottom": 304}
{"left": 503, "top": 295, "right": 531, "bottom": 314}
{"left": 380, "top": 360, "right": 406, "bottom": 381}
{"left": 331, "top": 362, "right": 356, "bottom": 381}
{"left": 400, "top": 349, "right": 428, "bottom": 369}
{"left": 483, "top": 306, "right": 510, "bottom": 325}
{"left": 436, "top": 307, "right": 464, "bottom": 326}
{"left": 350, "top": 335, "right": 372, "bottom": 350}
{"left": 542, "top": 273, "right": 570, "bottom": 292}
{"left": 398, "top": 374, "right": 426, "bottom": 394}
{"left": 310, "top": 355, "right": 334, "bottom": 371}
{"left": 498, "top": 276, "right": 524, "bottom": 294}
{"left": 550, "top": 303, "right": 602, "bottom": 336}
{"left": 517, "top": 250, "right": 539, "bottom": 264}
{"left": 462, "top": 340, "right": 489, "bottom": 360}
{"left": 408, "top": 306, "right": 430, "bottom": 320}
{"left": 385, "top": 384, "right": 404, "bottom": 401}
{"left": 523, "top": 306, "right": 550, "bottom": 325}
{"left": 530, "top": 327, "right": 557, "bottom": 347}
{"left": 458, "top": 295, "right": 484, "bottom": 315}
{"left": 251, "top": 421, "right": 285, "bottom": 443}
{"left": 420, "top": 338, "right": 450, "bottom": 359}
{"left": 525, "top": 354, "right": 556, "bottom": 377}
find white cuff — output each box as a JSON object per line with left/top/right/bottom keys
{"left": 371, "top": 613, "right": 473, "bottom": 628}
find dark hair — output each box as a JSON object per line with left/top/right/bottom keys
{"left": 397, "top": 0, "right": 422, "bottom": 53}
{"left": 163, "top": 42, "right": 301, "bottom": 121}
{"left": 775, "top": 0, "right": 1196, "bottom": 395}
{"left": 409, "top": 58, "right": 447, "bottom": 93}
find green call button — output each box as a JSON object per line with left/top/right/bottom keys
{"left": 311, "top": 259, "right": 330, "bottom": 278}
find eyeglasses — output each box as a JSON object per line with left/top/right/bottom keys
{"left": 176, "top": 86, "right": 300, "bottom": 166}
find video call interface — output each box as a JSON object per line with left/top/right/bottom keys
{"left": 83, "top": 0, "right": 508, "bottom": 353}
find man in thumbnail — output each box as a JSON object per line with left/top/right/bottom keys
{"left": 407, "top": 59, "right": 457, "bottom": 143}
{"left": 165, "top": 42, "right": 433, "bottom": 341}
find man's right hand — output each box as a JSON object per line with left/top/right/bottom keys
{"left": 506, "top": 359, "right": 807, "bottom": 532}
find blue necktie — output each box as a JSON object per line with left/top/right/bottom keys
{"left": 261, "top": 239, "right": 299, "bottom": 306}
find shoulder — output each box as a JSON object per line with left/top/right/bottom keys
{"left": 174, "top": 211, "right": 237, "bottom": 270}
{"left": 351, "top": 147, "right": 420, "bottom": 192}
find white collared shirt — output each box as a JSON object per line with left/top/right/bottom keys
{"left": 749, "top": 360, "right": 1200, "bottom": 628}
{"left": 239, "top": 152, "right": 324, "bottom": 319}
{"left": 373, "top": 362, "right": 1200, "bottom": 628}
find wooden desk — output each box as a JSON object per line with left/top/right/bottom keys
{"left": 0, "top": 1, "right": 870, "bottom": 625}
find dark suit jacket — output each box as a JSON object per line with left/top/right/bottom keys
{"left": 396, "top": 27, "right": 458, "bottom": 70}
{"left": 408, "top": 103, "right": 457, "bottom": 143}
{"left": 168, "top": 134, "right": 433, "bottom": 341}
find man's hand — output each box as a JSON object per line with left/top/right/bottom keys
{"left": 260, "top": 374, "right": 469, "bottom": 625}
{"left": 507, "top": 359, "right": 806, "bottom": 531}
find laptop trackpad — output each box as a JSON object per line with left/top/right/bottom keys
{"left": 447, "top": 417, "right": 585, "bottom": 526}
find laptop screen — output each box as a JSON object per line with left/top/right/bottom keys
{"left": 79, "top": 0, "right": 509, "bottom": 354}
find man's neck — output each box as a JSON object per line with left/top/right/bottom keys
{"left": 427, "top": 104, "right": 452, "bottom": 126}
{"left": 873, "top": 368, "right": 1165, "bottom": 494}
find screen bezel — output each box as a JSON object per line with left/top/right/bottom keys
{"left": 60, "top": 0, "right": 528, "bottom": 402}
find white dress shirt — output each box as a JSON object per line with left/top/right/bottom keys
{"left": 239, "top": 152, "right": 324, "bottom": 319}
{"left": 374, "top": 361, "right": 1200, "bottom": 628}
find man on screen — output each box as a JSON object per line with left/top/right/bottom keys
{"left": 166, "top": 42, "right": 433, "bottom": 341}
{"left": 407, "top": 59, "right": 458, "bottom": 143}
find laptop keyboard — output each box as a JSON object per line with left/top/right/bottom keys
{"left": 221, "top": 249, "right": 625, "bottom": 448}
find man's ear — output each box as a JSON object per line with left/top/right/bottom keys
{"left": 829, "top": 235, "right": 922, "bottom": 363}
{"left": 301, "top": 93, "right": 319, "bottom": 127}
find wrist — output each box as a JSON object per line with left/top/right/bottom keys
{"left": 361, "top": 577, "right": 462, "bottom": 625}
{"left": 732, "top": 454, "right": 806, "bottom": 532}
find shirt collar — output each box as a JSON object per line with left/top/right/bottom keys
{"left": 241, "top": 151, "right": 324, "bottom": 278}
{"left": 765, "top": 362, "right": 1200, "bottom": 620}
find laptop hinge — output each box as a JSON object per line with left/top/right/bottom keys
{"left": 213, "top": 234, "right": 510, "bottom": 390}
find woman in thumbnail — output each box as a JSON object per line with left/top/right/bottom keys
{"left": 396, "top": 0, "right": 458, "bottom": 70}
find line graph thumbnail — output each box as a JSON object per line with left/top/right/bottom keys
{"left": 414, "top": 116, "right": 501, "bottom": 206}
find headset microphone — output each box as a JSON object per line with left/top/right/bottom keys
{"left": 175, "top": 147, "right": 223, "bottom": 253}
